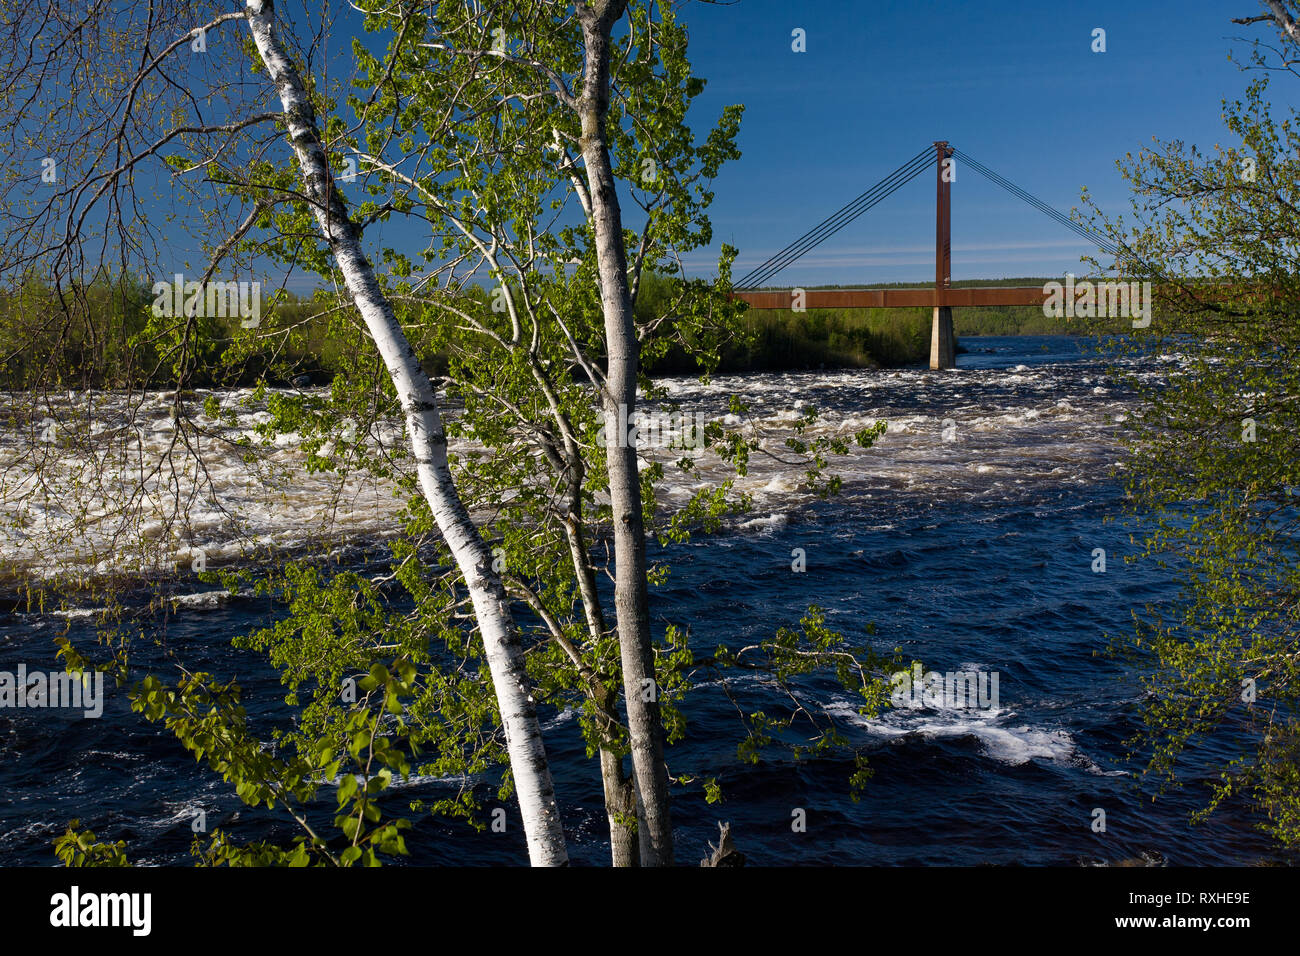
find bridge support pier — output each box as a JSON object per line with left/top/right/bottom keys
{"left": 931, "top": 141, "right": 956, "bottom": 370}
{"left": 930, "top": 306, "right": 955, "bottom": 370}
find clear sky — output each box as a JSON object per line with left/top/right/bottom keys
{"left": 673, "top": 0, "right": 1261, "bottom": 286}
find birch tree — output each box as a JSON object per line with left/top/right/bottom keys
{"left": 242, "top": 0, "right": 567, "bottom": 867}
{"left": 343, "top": 0, "right": 732, "bottom": 867}
{"left": 573, "top": 0, "right": 675, "bottom": 864}
{"left": 326, "top": 0, "right": 885, "bottom": 865}
{"left": 4, "top": 0, "right": 895, "bottom": 867}
{"left": 1082, "top": 1, "right": 1300, "bottom": 848}
{"left": 0, "top": 0, "right": 567, "bottom": 866}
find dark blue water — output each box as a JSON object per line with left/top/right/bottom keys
{"left": 0, "top": 336, "right": 1287, "bottom": 865}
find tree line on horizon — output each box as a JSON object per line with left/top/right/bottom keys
{"left": 0, "top": 270, "right": 1129, "bottom": 390}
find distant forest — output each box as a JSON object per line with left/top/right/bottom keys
{"left": 0, "top": 274, "right": 1127, "bottom": 388}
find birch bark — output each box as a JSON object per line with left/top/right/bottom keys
{"left": 244, "top": 0, "right": 567, "bottom": 867}
{"left": 576, "top": 0, "right": 675, "bottom": 866}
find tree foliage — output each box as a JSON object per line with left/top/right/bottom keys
{"left": 1, "top": 0, "right": 898, "bottom": 866}
{"left": 1085, "top": 30, "right": 1300, "bottom": 849}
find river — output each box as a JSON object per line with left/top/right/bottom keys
{"left": 0, "top": 335, "right": 1283, "bottom": 865}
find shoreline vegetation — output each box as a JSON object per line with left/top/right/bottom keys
{"left": 0, "top": 275, "right": 1128, "bottom": 389}
{"left": 716, "top": 278, "right": 1131, "bottom": 372}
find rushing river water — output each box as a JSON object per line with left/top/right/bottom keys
{"left": 0, "top": 335, "right": 1286, "bottom": 865}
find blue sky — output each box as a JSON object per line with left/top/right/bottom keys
{"left": 674, "top": 0, "right": 1259, "bottom": 286}
{"left": 122, "top": 1, "right": 1266, "bottom": 295}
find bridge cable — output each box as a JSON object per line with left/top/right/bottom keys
{"left": 953, "top": 148, "right": 1110, "bottom": 248}
{"left": 735, "top": 145, "right": 934, "bottom": 289}
{"left": 736, "top": 147, "right": 932, "bottom": 289}
{"left": 952, "top": 148, "right": 1121, "bottom": 258}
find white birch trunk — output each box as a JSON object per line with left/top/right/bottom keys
{"left": 577, "top": 0, "right": 675, "bottom": 866}
{"left": 243, "top": 0, "right": 567, "bottom": 867}
{"left": 1265, "top": 0, "right": 1300, "bottom": 42}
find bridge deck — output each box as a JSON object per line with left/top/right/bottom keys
{"left": 734, "top": 287, "right": 1049, "bottom": 310}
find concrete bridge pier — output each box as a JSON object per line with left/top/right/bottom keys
{"left": 931, "top": 141, "right": 955, "bottom": 370}
{"left": 930, "top": 305, "right": 954, "bottom": 370}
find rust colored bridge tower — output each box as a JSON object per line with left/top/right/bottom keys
{"left": 931, "top": 141, "right": 955, "bottom": 370}
{"left": 730, "top": 143, "right": 1069, "bottom": 367}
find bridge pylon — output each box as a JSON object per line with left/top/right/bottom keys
{"left": 732, "top": 142, "right": 1114, "bottom": 365}
{"left": 931, "top": 141, "right": 955, "bottom": 370}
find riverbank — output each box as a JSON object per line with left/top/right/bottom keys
{"left": 685, "top": 278, "right": 1131, "bottom": 372}
{"left": 0, "top": 276, "right": 1129, "bottom": 387}
{"left": 660, "top": 302, "right": 1128, "bottom": 373}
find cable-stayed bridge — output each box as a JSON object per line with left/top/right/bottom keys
{"left": 732, "top": 143, "right": 1120, "bottom": 369}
